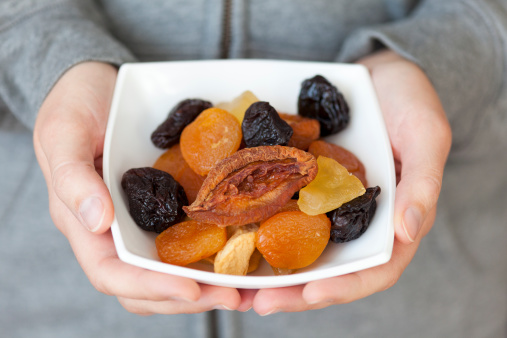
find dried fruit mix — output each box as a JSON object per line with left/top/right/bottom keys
{"left": 122, "top": 74, "right": 380, "bottom": 276}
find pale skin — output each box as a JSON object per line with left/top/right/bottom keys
{"left": 33, "top": 49, "right": 451, "bottom": 315}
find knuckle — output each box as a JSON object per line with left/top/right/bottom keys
{"left": 90, "top": 276, "right": 112, "bottom": 296}
{"left": 51, "top": 162, "right": 76, "bottom": 199}
{"left": 117, "top": 298, "right": 152, "bottom": 316}
{"left": 420, "top": 172, "right": 443, "bottom": 205}
{"left": 381, "top": 274, "right": 399, "bottom": 291}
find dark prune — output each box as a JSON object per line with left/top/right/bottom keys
{"left": 298, "top": 75, "right": 349, "bottom": 136}
{"left": 121, "top": 167, "right": 188, "bottom": 233}
{"left": 242, "top": 101, "right": 293, "bottom": 147}
{"left": 151, "top": 99, "right": 212, "bottom": 148}
{"left": 327, "top": 186, "right": 381, "bottom": 243}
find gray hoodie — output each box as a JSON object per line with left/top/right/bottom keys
{"left": 1, "top": 1, "right": 507, "bottom": 337}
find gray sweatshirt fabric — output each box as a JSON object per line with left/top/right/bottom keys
{"left": 1, "top": 0, "right": 507, "bottom": 337}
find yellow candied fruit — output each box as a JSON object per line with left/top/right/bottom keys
{"left": 297, "top": 156, "right": 365, "bottom": 215}
{"left": 216, "top": 90, "right": 259, "bottom": 123}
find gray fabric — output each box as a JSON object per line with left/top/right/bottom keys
{"left": 0, "top": 0, "right": 136, "bottom": 128}
{"left": 0, "top": 113, "right": 212, "bottom": 338}
{"left": 1, "top": 0, "right": 507, "bottom": 337}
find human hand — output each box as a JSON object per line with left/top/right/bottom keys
{"left": 251, "top": 50, "right": 452, "bottom": 315}
{"left": 33, "top": 62, "right": 248, "bottom": 314}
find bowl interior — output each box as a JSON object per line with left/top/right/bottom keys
{"left": 103, "top": 59, "right": 395, "bottom": 288}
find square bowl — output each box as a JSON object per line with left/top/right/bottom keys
{"left": 103, "top": 59, "right": 395, "bottom": 288}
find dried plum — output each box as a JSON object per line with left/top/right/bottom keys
{"left": 327, "top": 186, "right": 381, "bottom": 243}
{"left": 242, "top": 101, "right": 293, "bottom": 147}
{"left": 151, "top": 99, "right": 212, "bottom": 148}
{"left": 121, "top": 167, "right": 188, "bottom": 233}
{"left": 298, "top": 75, "right": 349, "bottom": 136}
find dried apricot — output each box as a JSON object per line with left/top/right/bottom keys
{"left": 308, "top": 140, "right": 367, "bottom": 186}
{"left": 184, "top": 146, "right": 317, "bottom": 227}
{"left": 298, "top": 156, "right": 365, "bottom": 215}
{"left": 151, "top": 99, "right": 212, "bottom": 148}
{"left": 156, "top": 220, "right": 227, "bottom": 266}
{"left": 180, "top": 107, "right": 242, "bottom": 176}
{"left": 279, "top": 113, "right": 320, "bottom": 150}
{"left": 153, "top": 144, "right": 206, "bottom": 203}
{"left": 216, "top": 90, "right": 259, "bottom": 123}
{"left": 256, "top": 211, "right": 331, "bottom": 269}
{"left": 277, "top": 199, "right": 300, "bottom": 213}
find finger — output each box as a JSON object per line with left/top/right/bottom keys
{"left": 237, "top": 289, "right": 257, "bottom": 312}
{"left": 117, "top": 284, "right": 241, "bottom": 315}
{"left": 198, "top": 283, "right": 242, "bottom": 310}
{"left": 47, "top": 186, "right": 202, "bottom": 301}
{"left": 252, "top": 285, "right": 330, "bottom": 315}
{"left": 253, "top": 286, "right": 305, "bottom": 315}
{"left": 302, "top": 231, "right": 421, "bottom": 306}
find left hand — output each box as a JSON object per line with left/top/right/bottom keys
{"left": 250, "top": 50, "right": 452, "bottom": 315}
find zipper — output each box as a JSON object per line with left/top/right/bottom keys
{"left": 220, "top": 0, "right": 232, "bottom": 58}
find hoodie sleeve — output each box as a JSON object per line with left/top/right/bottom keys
{"left": 0, "top": 0, "right": 137, "bottom": 129}
{"left": 338, "top": 0, "right": 507, "bottom": 142}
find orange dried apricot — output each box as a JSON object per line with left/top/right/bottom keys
{"left": 279, "top": 113, "right": 320, "bottom": 150}
{"left": 256, "top": 211, "right": 331, "bottom": 269}
{"left": 277, "top": 199, "right": 300, "bottom": 213}
{"left": 180, "top": 107, "right": 242, "bottom": 176}
{"left": 298, "top": 156, "right": 365, "bottom": 215}
{"left": 153, "top": 144, "right": 206, "bottom": 203}
{"left": 156, "top": 220, "right": 227, "bottom": 266}
{"left": 308, "top": 140, "right": 367, "bottom": 186}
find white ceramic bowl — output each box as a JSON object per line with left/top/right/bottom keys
{"left": 103, "top": 59, "right": 395, "bottom": 288}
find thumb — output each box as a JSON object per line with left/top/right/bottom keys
{"left": 394, "top": 113, "right": 452, "bottom": 244}
{"left": 37, "top": 113, "right": 114, "bottom": 234}
{"left": 34, "top": 62, "right": 117, "bottom": 234}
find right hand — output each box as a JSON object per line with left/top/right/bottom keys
{"left": 33, "top": 61, "right": 250, "bottom": 314}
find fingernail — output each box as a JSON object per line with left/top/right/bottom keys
{"left": 240, "top": 306, "right": 252, "bottom": 312}
{"left": 307, "top": 298, "right": 334, "bottom": 305}
{"left": 402, "top": 207, "right": 422, "bottom": 242}
{"left": 169, "top": 296, "right": 195, "bottom": 302}
{"left": 79, "top": 197, "right": 104, "bottom": 232}
{"left": 213, "top": 304, "right": 233, "bottom": 311}
{"left": 260, "top": 308, "right": 280, "bottom": 316}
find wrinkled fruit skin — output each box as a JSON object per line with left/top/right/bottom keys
{"left": 278, "top": 113, "right": 320, "bottom": 150}
{"left": 256, "top": 211, "right": 331, "bottom": 270}
{"left": 156, "top": 220, "right": 227, "bottom": 266}
{"left": 151, "top": 98, "right": 212, "bottom": 148}
{"left": 298, "top": 75, "right": 349, "bottom": 136}
{"left": 180, "top": 107, "right": 242, "bottom": 176}
{"left": 242, "top": 101, "right": 293, "bottom": 147}
{"left": 121, "top": 167, "right": 188, "bottom": 233}
{"left": 327, "top": 186, "right": 381, "bottom": 243}
{"left": 152, "top": 144, "right": 206, "bottom": 204}
{"left": 184, "top": 145, "right": 317, "bottom": 227}
{"left": 308, "top": 140, "right": 367, "bottom": 187}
